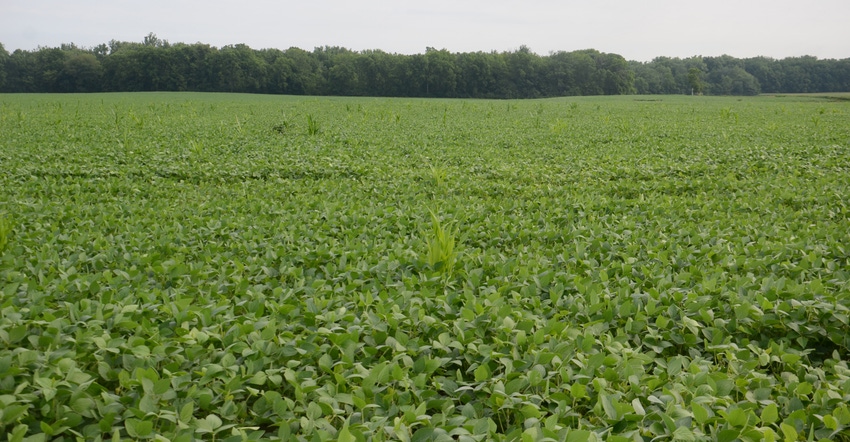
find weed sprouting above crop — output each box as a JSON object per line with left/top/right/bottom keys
{"left": 306, "top": 113, "right": 320, "bottom": 135}
{"left": 0, "top": 214, "right": 10, "bottom": 253}
{"left": 428, "top": 164, "right": 447, "bottom": 188}
{"left": 272, "top": 121, "right": 289, "bottom": 134}
{"left": 423, "top": 209, "right": 457, "bottom": 278}
{"left": 720, "top": 106, "right": 739, "bottom": 123}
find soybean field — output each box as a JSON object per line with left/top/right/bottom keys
{"left": 0, "top": 92, "right": 849, "bottom": 441}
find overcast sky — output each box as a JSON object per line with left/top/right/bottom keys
{"left": 2, "top": 0, "right": 848, "bottom": 61}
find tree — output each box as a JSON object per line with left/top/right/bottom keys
{"left": 424, "top": 48, "right": 457, "bottom": 97}
{"left": 259, "top": 48, "right": 292, "bottom": 94}
{"left": 393, "top": 54, "right": 427, "bottom": 97}
{"left": 632, "top": 56, "right": 713, "bottom": 95}
{"left": 101, "top": 47, "right": 149, "bottom": 91}
{"left": 92, "top": 43, "right": 109, "bottom": 60}
{"left": 143, "top": 32, "right": 168, "bottom": 48}
{"left": 327, "top": 52, "right": 360, "bottom": 95}
{"left": 544, "top": 52, "right": 576, "bottom": 96}
{"left": 4, "top": 50, "right": 36, "bottom": 92}
{"left": 360, "top": 50, "right": 399, "bottom": 96}
{"left": 34, "top": 47, "right": 68, "bottom": 92}
{"left": 830, "top": 59, "right": 850, "bottom": 91}
{"left": 707, "top": 67, "right": 760, "bottom": 95}
{"left": 456, "top": 51, "right": 498, "bottom": 98}
{"left": 595, "top": 52, "right": 635, "bottom": 95}
{"left": 567, "top": 51, "right": 600, "bottom": 95}
{"left": 214, "top": 44, "right": 266, "bottom": 92}
{"left": 281, "top": 47, "right": 324, "bottom": 95}
{"left": 743, "top": 57, "right": 780, "bottom": 92}
{"left": 687, "top": 67, "right": 703, "bottom": 94}
{"left": 630, "top": 61, "right": 669, "bottom": 94}
{"left": 57, "top": 53, "right": 102, "bottom": 92}
{"left": 7, "top": 35, "right": 847, "bottom": 97}
{"left": 0, "top": 43, "right": 8, "bottom": 90}
{"left": 504, "top": 45, "right": 542, "bottom": 98}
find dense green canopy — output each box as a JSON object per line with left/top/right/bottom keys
{"left": 1, "top": 37, "right": 848, "bottom": 96}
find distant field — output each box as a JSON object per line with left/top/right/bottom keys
{"left": 762, "top": 92, "right": 850, "bottom": 101}
{"left": 1, "top": 93, "right": 849, "bottom": 441}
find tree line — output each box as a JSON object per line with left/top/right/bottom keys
{"left": 1, "top": 34, "right": 848, "bottom": 97}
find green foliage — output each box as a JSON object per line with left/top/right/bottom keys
{"left": 5, "top": 37, "right": 850, "bottom": 96}
{"left": 687, "top": 67, "right": 703, "bottom": 94}
{"left": 428, "top": 164, "right": 447, "bottom": 188}
{"left": 423, "top": 210, "right": 457, "bottom": 277}
{"left": 0, "top": 92, "right": 849, "bottom": 440}
{"left": 0, "top": 214, "right": 9, "bottom": 253}
{"left": 306, "top": 113, "right": 320, "bottom": 136}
